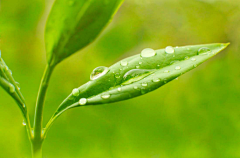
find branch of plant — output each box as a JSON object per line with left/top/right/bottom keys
{"left": 33, "top": 64, "right": 54, "bottom": 141}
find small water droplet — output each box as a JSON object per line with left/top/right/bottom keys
{"left": 184, "top": 56, "right": 189, "bottom": 60}
{"left": 175, "top": 77, "right": 179, "bottom": 80}
{"left": 120, "top": 61, "right": 128, "bottom": 67}
{"left": 115, "top": 73, "right": 121, "bottom": 78}
{"left": 9, "top": 85, "right": 15, "bottom": 93}
{"left": 101, "top": 94, "right": 110, "bottom": 99}
{"left": 136, "top": 65, "right": 140, "bottom": 69}
{"left": 72, "top": 88, "right": 80, "bottom": 96}
{"left": 152, "top": 78, "right": 160, "bottom": 82}
{"left": 139, "top": 61, "right": 142, "bottom": 65}
{"left": 165, "top": 46, "right": 175, "bottom": 54}
{"left": 90, "top": 66, "right": 109, "bottom": 80}
{"left": 141, "top": 82, "right": 148, "bottom": 87}
{"left": 16, "top": 82, "right": 20, "bottom": 90}
{"left": 133, "top": 86, "right": 138, "bottom": 90}
{"left": 164, "top": 70, "right": 169, "bottom": 73}
{"left": 193, "top": 64, "right": 197, "bottom": 67}
{"left": 141, "top": 48, "right": 156, "bottom": 57}
{"left": 175, "top": 66, "right": 181, "bottom": 70}
{"left": 117, "top": 87, "right": 122, "bottom": 92}
{"left": 22, "top": 120, "right": 26, "bottom": 126}
{"left": 79, "top": 98, "right": 87, "bottom": 105}
{"left": 198, "top": 47, "right": 211, "bottom": 55}
{"left": 191, "top": 58, "right": 196, "bottom": 61}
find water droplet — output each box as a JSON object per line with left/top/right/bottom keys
{"left": 175, "top": 77, "right": 179, "bottom": 80}
{"left": 164, "top": 70, "right": 169, "bottom": 73}
{"left": 22, "top": 120, "right": 26, "bottom": 126}
{"left": 133, "top": 86, "right": 138, "bottom": 90}
{"left": 90, "top": 66, "right": 109, "bottom": 80}
{"left": 136, "top": 65, "right": 140, "bottom": 69}
{"left": 72, "top": 88, "right": 80, "bottom": 96}
{"left": 16, "top": 82, "right": 20, "bottom": 90}
{"left": 193, "top": 64, "right": 197, "bottom": 67}
{"left": 165, "top": 46, "right": 175, "bottom": 54}
{"left": 120, "top": 61, "right": 128, "bottom": 67}
{"left": 175, "top": 66, "right": 181, "bottom": 70}
{"left": 184, "top": 56, "right": 189, "bottom": 60}
{"left": 141, "top": 48, "right": 156, "bottom": 57}
{"left": 9, "top": 85, "right": 15, "bottom": 93}
{"left": 139, "top": 61, "right": 142, "bottom": 65}
{"left": 198, "top": 47, "right": 211, "bottom": 55}
{"left": 101, "top": 94, "right": 110, "bottom": 99}
{"left": 79, "top": 98, "right": 87, "bottom": 105}
{"left": 191, "top": 58, "right": 196, "bottom": 61}
{"left": 117, "top": 87, "right": 122, "bottom": 92}
{"left": 115, "top": 73, "right": 121, "bottom": 78}
{"left": 152, "top": 78, "right": 160, "bottom": 82}
{"left": 141, "top": 82, "right": 148, "bottom": 87}
{"left": 68, "top": 0, "right": 75, "bottom": 6}
{"left": 122, "top": 69, "right": 153, "bottom": 85}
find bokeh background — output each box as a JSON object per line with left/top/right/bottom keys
{"left": 0, "top": 0, "right": 240, "bottom": 157}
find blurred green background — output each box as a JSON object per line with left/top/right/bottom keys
{"left": 0, "top": 0, "right": 240, "bottom": 157}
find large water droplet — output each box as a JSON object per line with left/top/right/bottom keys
{"left": 141, "top": 48, "right": 156, "bottom": 57}
{"left": 198, "top": 47, "right": 211, "bottom": 55}
{"left": 72, "top": 88, "right": 80, "bottom": 96}
{"left": 120, "top": 61, "right": 128, "bottom": 67}
{"left": 90, "top": 66, "right": 109, "bottom": 80}
{"left": 115, "top": 73, "right": 121, "bottom": 79}
{"left": 165, "top": 46, "right": 175, "bottom": 54}
{"left": 122, "top": 69, "right": 153, "bottom": 85}
{"left": 152, "top": 78, "right": 160, "bottom": 82}
{"left": 175, "top": 66, "right": 181, "bottom": 70}
{"left": 141, "top": 82, "right": 148, "bottom": 87}
{"left": 22, "top": 120, "right": 26, "bottom": 126}
{"left": 79, "top": 98, "right": 87, "bottom": 105}
{"left": 9, "top": 85, "right": 15, "bottom": 93}
{"left": 101, "top": 94, "right": 110, "bottom": 99}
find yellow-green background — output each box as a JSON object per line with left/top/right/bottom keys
{"left": 0, "top": 0, "right": 240, "bottom": 157}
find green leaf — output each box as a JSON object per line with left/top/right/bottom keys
{"left": 52, "top": 43, "right": 229, "bottom": 119}
{"left": 45, "top": 0, "right": 124, "bottom": 66}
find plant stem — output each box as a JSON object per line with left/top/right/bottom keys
{"left": 31, "top": 140, "right": 43, "bottom": 158}
{"left": 33, "top": 64, "right": 54, "bottom": 142}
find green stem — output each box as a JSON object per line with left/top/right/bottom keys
{"left": 33, "top": 64, "right": 54, "bottom": 141}
{"left": 31, "top": 140, "right": 43, "bottom": 158}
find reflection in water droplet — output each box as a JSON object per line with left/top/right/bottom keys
{"left": 198, "top": 47, "right": 211, "bottom": 55}
{"left": 101, "top": 94, "right": 110, "bottom": 99}
{"left": 141, "top": 82, "right": 148, "bottom": 87}
{"left": 164, "top": 70, "right": 169, "bottom": 73}
{"left": 191, "top": 58, "right": 196, "bottom": 61}
{"left": 9, "top": 85, "right": 15, "bottom": 93}
{"left": 115, "top": 73, "right": 120, "bottom": 79}
{"left": 175, "top": 66, "right": 181, "bottom": 70}
{"left": 141, "top": 48, "right": 156, "bottom": 57}
{"left": 90, "top": 66, "right": 109, "bottom": 80}
{"left": 72, "top": 88, "right": 80, "bottom": 96}
{"left": 117, "top": 87, "right": 122, "bottom": 92}
{"left": 152, "top": 78, "right": 160, "bottom": 82}
{"left": 120, "top": 61, "right": 128, "bottom": 67}
{"left": 79, "top": 98, "right": 87, "bottom": 105}
{"left": 122, "top": 69, "right": 153, "bottom": 85}
{"left": 22, "top": 120, "right": 26, "bottom": 126}
{"left": 165, "top": 46, "right": 175, "bottom": 54}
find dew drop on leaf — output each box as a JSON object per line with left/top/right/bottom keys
{"left": 191, "top": 58, "right": 196, "bottom": 61}
{"left": 90, "top": 66, "right": 109, "bottom": 80}
{"left": 9, "top": 85, "right": 15, "bottom": 93}
{"left": 197, "top": 47, "right": 211, "bottom": 55}
{"left": 141, "top": 48, "right": 156, "bottom": 57}
{"left": 165, "top": 46, "right": 175, "bottom": 54}
{"left": 139, "top": 61, "right": 142, "bottom": 65}
{"left": 117, "top": 87, "right": 122, "bottom": 92}
{"left": 141, "top": 82, "right": 148, "bottom": 87}
{"left": 133, "top": 86, "right": 138, "bottom": 90}
{"left": 114, "top": 73, "right": 121, "bottom": 79}
{"left": 101, "top": 94, "right": 110, "bottom": 99}
{"left": 136, "top": 65, "right": 140, "bottom": 69}
{"left": 120, "top": 61, "right": 128, "bottom": 67}
{"left": 152, "top": 78, "right": 160, "bottom": 83}
{"left": 175, "top": 66, "right": 181, "bottom": 70}
{"left": 79, "top": 98, "right": 87, "bottom": 105}
{"left": 22, "top": 120, "right": 26, "bottom": 126}
{"left": 72, "top": 88, "right": 80, "bottom": 96}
